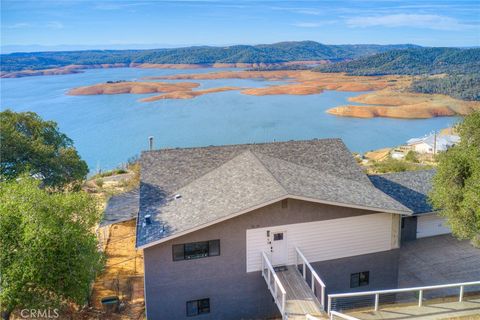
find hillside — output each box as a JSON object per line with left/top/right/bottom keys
{"left": 411, "top": 74, "right": 480, "bottom": 101}
{"left": 316, "top": 47, "right": 480, "bottom": 76}
{"left": 316, "top": 47, "right": 480, "bottom": 101}
{"left": 0, "top": 41, "right": 419, "bottom": 72}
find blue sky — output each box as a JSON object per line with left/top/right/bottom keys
{"left": 2, "top": 0, "right": 479, "bottom": 52}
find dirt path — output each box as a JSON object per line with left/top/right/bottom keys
{"left": 90, "top": 220, "right": 144, "bottom": 312}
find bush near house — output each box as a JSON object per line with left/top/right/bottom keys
{"left": 405, "top": 151, "right": 419, "bottom": 163}
{"left": 0, "top": 176, "right": 105, "bottom": 320}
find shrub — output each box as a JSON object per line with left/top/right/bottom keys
{"left": 405, "top": 151, "right": 419, "bottom": 163}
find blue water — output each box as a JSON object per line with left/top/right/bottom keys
{"left": 1, "top": 67, "right": 459, "bottom": 172}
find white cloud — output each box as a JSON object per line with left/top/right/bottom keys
{"left": 46, "top": 21, "right": 64, "bottom": 29}
{"left": 8, "top": 22, "right": 31, "bottom": 29}
{"left": 292, "top": 21, "right": 336, "bottom": 28}
{"left": 346, "top": 14, "right": 474, "bottom": 31}
{"left": 293, "top": 22, "right": 322, "bottom": 28}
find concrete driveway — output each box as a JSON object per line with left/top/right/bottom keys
{"left": 398, "top": 235, "right": 480, "bottom": 298}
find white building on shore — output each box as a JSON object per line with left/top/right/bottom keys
{"left": 407, "top": 133, "right": 460, "bottom": 154}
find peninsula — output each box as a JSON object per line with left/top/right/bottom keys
{"left": 68, "top": 69, "right": 479, "bottom": 119}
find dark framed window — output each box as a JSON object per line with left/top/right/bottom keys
{"left": 173, "top": 240, "right": 220, "bottom": 261}
{"left": 186, "top": 298, "right": 210, "bottom": 316}
{"left": 273, "top": 233, "right": 284, "bottom": 241}
{"left": 350, "top": 271, "right": 369, "bottom": 288}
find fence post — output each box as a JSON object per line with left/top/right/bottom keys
{"left": 268, "top": 268, "right": 271, "bottom": 287}
{"left": 418, "top": 290, "right": 423, "bottom": 307}
{"left": 311, "top": 273, "right": 315, "bottom": 291}
{"left": 374, "top": 293, "right": 379, "bottom": 311}
{"left": 321, "top": 286, "right": 326, "bottom": 311}
{"left": 459, "top": 285, "right": 464, "bottom": 302}
{"left": 328, "top": 296, "right": 332, "bottom": 315}
{"left": 274, "top": 280, "right": 278, "bottom": 300}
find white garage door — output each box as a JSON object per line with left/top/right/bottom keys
{"left": 417, "top": 214, "right": 451, "bottom": 238}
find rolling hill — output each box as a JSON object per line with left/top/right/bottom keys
{"left": 316, "top": 47, "right": 480, "bottom": 76}
{"left": 1, "top": 41, "right": 419, "bottom": 72}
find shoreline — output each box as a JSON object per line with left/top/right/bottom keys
{"left": 0, "top": 60, "right": 328, "bottom": 79}
{"left": 14, "top": 67, "right": 480, "bottom": 120}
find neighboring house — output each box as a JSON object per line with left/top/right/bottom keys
{"left": 100, "top": 187, "right": 139, "bottom": 227}
{"left": 97, "top": 188, "right": 139, "bottom": 250}
{"left": 407, "top": 134, "right": 460, "bottom": 154}
{"left": 135, "top": 139, "right": 427, "bottom": 320}
{"left": 369, "top": 170, "right": 451, "bottom": 241}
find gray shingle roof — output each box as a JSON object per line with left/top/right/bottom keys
{"left": 137, "top": 139, "right": 412, "bottom": 248}
{"left": 368, "top": 170, "right": 436, "bottom": 214}
{"left": 101, "top": 188, "right": 139, "bottom": 227}
{"left": 254, "top": 152, "right": 410, "bottom": 213}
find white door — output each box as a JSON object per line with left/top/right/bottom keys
{"left": 271, "top": 231, "right": 288, "bottom": 266}
{"left": 417, "top": 214, "right": 451, "bottom": 238}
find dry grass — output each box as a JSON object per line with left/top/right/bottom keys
{"left": 91, "top": 219, "right": 144, "bottom": 309}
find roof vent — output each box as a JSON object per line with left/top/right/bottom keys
{"left": 148, "top": 136, "right": 154, "bottom": 151}
{"left": 145, "top": 214, "right": 152, "bottom": 225}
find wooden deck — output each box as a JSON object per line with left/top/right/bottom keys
{"left": 276, "top": 265, "right": 325, "bottom": 319}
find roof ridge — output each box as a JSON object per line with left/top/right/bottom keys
{"left": 250, "top": 151, "right": 289, "bottom": 195}
{"left": 368, "top": 169, "right": 436, "bottom": 177}
{"left": 141, "top": 138, "right": 342, "bottom": 154}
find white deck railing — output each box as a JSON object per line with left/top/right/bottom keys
{"left": 327, "top": 280, "right": 480, "bottom": 314}
{"left": 329, "top": 311, "right": 360, "bottom": 320}
{"left": 295, "top": 247, "right": 326, "bottom": 310}
{"left": 261, "top": 251, "right": 286, "bottom": 316}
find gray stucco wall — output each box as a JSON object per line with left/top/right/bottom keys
{"left": 312, "top": 249, "right": 399, "bottom": 307}
{"left": 401, "top": 216, "right": 417, "bottom": 243}
{"left": 143, "top": 199, "right": 400, "bottom": 319}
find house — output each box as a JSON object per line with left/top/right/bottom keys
{"left": 407, "top": 134, "right": 460, "bottom": 154}
{"left": 368, "top": 170, "right": 451, "bottom": 242}
{"left": 135, "top": 138, "right": 445, "bottom": 319}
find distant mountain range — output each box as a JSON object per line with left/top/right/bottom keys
{"left": 1, "top": 41, "right": 420, "bottom": 72}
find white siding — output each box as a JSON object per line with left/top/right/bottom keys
{"left": 417, "top": 214, "right": 451, "bottom": 238}
{"left": 413, "top": 142, "right": 433, "bottom": 154}
{"left": 246, "top": 213, "right": 394, "bottom": 272}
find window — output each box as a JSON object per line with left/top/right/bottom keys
{"left": 173, "top": 240, "right": 220, "bottom": 261}
{"left": 186, "top": 298, "right": 210, "bottom": 316}
{"left": 273, "top": 233, "right": 283, "bottom": 241}
{"left": 350, "top": 271, "right": 369, "bottom": 288}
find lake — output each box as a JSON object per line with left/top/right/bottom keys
{"left": 0, "top": 67, "right": 459, "bottom": 172}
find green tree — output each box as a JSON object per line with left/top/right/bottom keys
{"left": 0, "top": 110, "right": 88, "bottom": 189}
{"left": 429, "top": 111, "right": 480, "bottom": 246}
{"left": 0, "top": 177, "right": 104, "bottom": 319}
